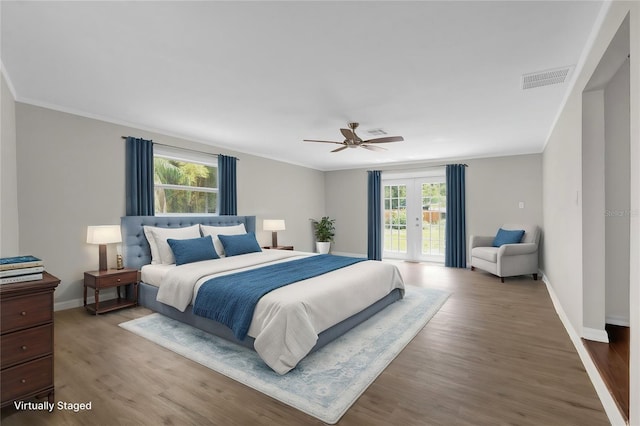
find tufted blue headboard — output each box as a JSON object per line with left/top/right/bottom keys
{"left": 121, "top": 215, "right": 256, "bottom": 270}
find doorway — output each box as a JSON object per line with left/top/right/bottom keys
{"left": 581, "top": 14, "right": 631, "bottom": 422}
{"left": 382, "top": 173, "right": 446, "bottom": 262}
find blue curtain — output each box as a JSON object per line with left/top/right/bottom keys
{"left": 218, "top": 154, "right": 238, "bottom": 215}
{"left": 125, "top": 137, "right": 154, "bottom": 216}
{"left": 445, "top": 164, "right": 466, "bottom": 267}
{"left": 367, "top": 170, "right": 382, "bottom": 260}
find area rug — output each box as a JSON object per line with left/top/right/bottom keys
{"left": 119, "top": 286, "right": 449, "bottom": 424}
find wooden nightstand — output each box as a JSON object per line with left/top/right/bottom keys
{"left": 262, "top": 246, "right": 294, "bottom": 251}
{"left": 0, "top": 272, "right": 59, "bottom": 408}
{"left": 83, "top": 268, "right": 139, "bottom": 315}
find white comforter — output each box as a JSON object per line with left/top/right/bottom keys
{"left": 155, "top": 251, "right": 405, "bottom": 374}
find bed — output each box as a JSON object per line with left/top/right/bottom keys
{"left": 121, "top": 215, "right": 405, "bottom": 374}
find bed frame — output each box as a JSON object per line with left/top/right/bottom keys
{"left": 121, "top": 215, "right": 402, "bottom": 353}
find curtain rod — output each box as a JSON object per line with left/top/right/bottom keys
{"left": 120, "top": 136, "right": 238, "bottom": 160}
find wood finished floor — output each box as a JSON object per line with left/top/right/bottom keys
{"left": 583, "top": 324, "right": 630, "bottom": 421}
{"left": 1, "top": 263, "right": 609, "bottom": 425}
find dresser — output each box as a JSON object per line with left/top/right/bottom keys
{"left": 0, "top": 273, "right": 59, "bottom": 408}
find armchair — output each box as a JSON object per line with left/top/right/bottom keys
{"left": 469, "top": 224, "right": 540, "bottom": 282}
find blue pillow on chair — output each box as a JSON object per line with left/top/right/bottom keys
{"left": 167, "top": 235, "right": 219, "bottom": 265}
{"left": 218, "top": 232, "right": 262, "bottom": 257}
{"left": 492, "top": 228, "right": 525, "bottom": 247}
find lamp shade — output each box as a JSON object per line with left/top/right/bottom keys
{"left": 263, "top": 219, "right": 285, "bottom": 231}
{"left": 87, "top": 225, "right": 122, "bottom": 244}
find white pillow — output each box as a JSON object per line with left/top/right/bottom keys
{"left": 143, "top": 226, "right": 162, "bottom": 265}
{"left": 147, "top": 225, "right": 201, "bottom": 265}
{"left": 200, "top": 224, "right": 246, "bottom": 257}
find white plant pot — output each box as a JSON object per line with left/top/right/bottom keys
{"left": 316, "top": 241, "right": 331, "bottom": 254}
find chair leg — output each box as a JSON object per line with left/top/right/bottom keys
{"left": 500, "top": 277, "right": 505, "bottom": 283}
{"left": 533, "top": 273, "right": 538, "bottom": 281}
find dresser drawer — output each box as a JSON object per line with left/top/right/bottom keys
{"left": 1, "top": 325, "right": 53, "bottom": 369}
{"left": 0, "top": 356, "right": 53, "bottom": 403}
{"left": 0, "top": 292, "right": 52, "bottom": 333}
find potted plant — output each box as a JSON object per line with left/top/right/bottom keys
{"left": 311, "top": 216, "right": 335, "bottom": 254}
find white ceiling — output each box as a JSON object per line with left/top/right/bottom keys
{"left": 1, "top": 1, "right": 604, "bottom": 171}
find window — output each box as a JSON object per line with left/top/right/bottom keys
{"left": 420, "top": 182, "right": 446, "bottom": 257}
{"left": 383, "top": 184, "right": 408, "bottom": 253}
{"left": 153, "top": 146, "right": 218, "bottom": 215}
{"left": 382, "top": 169, "right": 446, "bottom": 262}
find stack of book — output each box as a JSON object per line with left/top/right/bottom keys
{"left": 0, "top": 255, "right": 44, "bottom": 284}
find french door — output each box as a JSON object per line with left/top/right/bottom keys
{"left": 383, "top": 176, "right": 446, "bottom": 262}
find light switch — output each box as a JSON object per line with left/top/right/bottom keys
{"left": 518, "top": 201, "right": 525, "bottom": 209}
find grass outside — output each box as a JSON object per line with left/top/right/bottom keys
{"left": 384, "top": 221, "right": 446, "bottom": 256}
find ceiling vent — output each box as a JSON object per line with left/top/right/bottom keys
{"left": 521, "top": 66, "right": 573, "bottom": 90}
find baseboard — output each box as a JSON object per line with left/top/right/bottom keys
{"left": 606, "top": 315, "right": 631, "bottom": 327}
{"left": 583, "top": 327, "right": 610, "bottom": 343}
{"left": 541, "top": 272, "right": 626, "bottom": 426}
{"left": 54, "top": 298, "right": 84, "bottom": 312}
{"left": 54, "top": 289, "right": 118, "bottom": 312}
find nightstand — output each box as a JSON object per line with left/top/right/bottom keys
{"left": 83, "top": 268, "right": 138, "bottom": 315}
{"left": 262, "top": 246, "right": 294, "bottom": 251}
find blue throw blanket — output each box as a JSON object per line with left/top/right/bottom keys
{"left": 193, "top": 254, "right": 367, "bottom": 340}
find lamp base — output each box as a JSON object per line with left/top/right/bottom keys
{"left": 271, "top": 232, "right": 278, "bottom": 248}
{"left": 98, "top": 244, "right": 107, "bottom": 271}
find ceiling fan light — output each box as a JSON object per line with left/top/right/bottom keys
{"left": 305, "top": 122, "right": 404, "bottom": 154}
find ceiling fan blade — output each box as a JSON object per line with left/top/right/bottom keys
{"left": 340, "top": 128, "right": 355, "bottom": 140}
{"left": 331, "top": 145, "right": 349, "bottom": 153}
{"left": 363, "top": 136, "right": 404, "bottom": 144}
{"left": 303, "top": 139, "right": 344, "bottom": 145}
{"left": 361, "top": 145, "right": 387, "bottom": 152}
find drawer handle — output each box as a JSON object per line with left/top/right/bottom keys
{"left": 21, "top": 345, "right": 28, "bottom": 351}
{"left": 20, "top": 311, "right": 27, "bottom": 316}
{"left": 21, "top": 379, "right": 26, "bottom": 384}
{"left": 116, "top": 278, "right": 121, "bottom": 282}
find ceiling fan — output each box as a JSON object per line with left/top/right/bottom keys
{"left": 304, "top": 122, "right": 404, "bottom": 153}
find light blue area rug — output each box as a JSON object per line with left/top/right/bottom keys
{"left": 119, "top": 287, "right": 449, "bottom": 424}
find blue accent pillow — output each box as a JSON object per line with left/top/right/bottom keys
{"left": 492, "top": 228, "right": 525, "bottom": 247}
{"left": 218, "top": 232, "right": 262, "bottom": 257}
{"left": 167, "top": 235, "right": 219, "bottom": 265}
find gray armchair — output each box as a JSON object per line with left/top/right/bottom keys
{"left": 469, "top": 224, "right": 540, "bottom": 282}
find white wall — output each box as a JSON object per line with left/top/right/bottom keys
{"left": 629, "top": 5, "right": 640, "bottom": 423}
{"left": 324, "top": 169, "right": 368, "bottom": 255}
{"left": 465, "top": 154, "right": 542, "bottom": 242}
{"left": 604, "top": 59, "right": 631, "bottom": 325}
{"left": 572, "top": 12, "right": 632, "bottom": 340}
{"left": 543, "top": 2, "right": 639, "bottom": 423}
{"left": 238, "top": 152, "right": 325, "bottom": 252}
{"left": 1, "top": 71, "right": 19, "bottom": 256}
{"left": 324, "top": 154, "right": 543, "bottom": 258}
{"left": 581, "top": 89, "right": 606, "bottom": 335}
{"left": 15, "top": 103, "right": 325, "bottom": 309}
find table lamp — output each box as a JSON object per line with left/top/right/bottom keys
{"left": 263, "top": 219, "right": 285, "bottom": 247}
{"left": 87, "top": 225, "right": 122, "bottom": 271}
